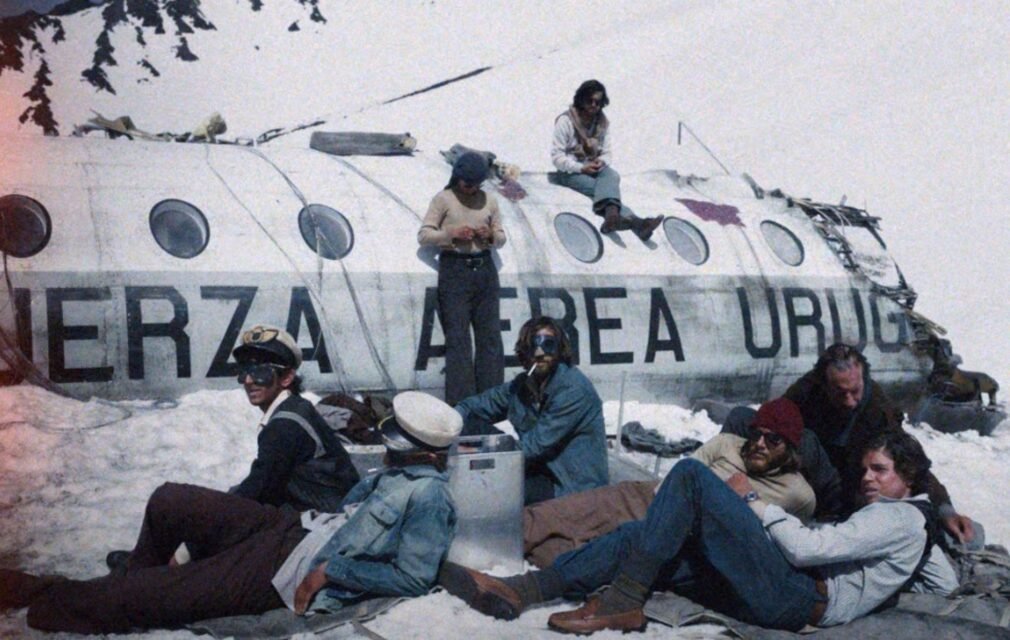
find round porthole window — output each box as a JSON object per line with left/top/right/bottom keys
{"left": 761, "top": 220, "right": 804, "bottom": 266}
{"left": 663, "top": 217, "right": 708, "bottom": 265}
{"left": 149, "top": 199, "right": 210, "bottom": 259}
{"left": 554, "top": 212, "right": 603, "bottom": 263}
{"left": 299, "top": 204, "right": 354, "bottom": 260}
{"left": 0, "top": 194, "right": 52, "bottom": 258}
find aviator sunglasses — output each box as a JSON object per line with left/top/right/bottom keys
{"left": 747, "top": 427, "right": 785, "bottom": 448}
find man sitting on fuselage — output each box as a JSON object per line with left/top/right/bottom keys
{"left": 523, "top": 397, "right": 815, "bottom": 567}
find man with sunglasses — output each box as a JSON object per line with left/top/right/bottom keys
{"left": 439, "top": 429, "right": 958, "bottom": 635}
{"left": 722, "top": 342, "right": 979, "bottom": 545}
{"left": 1, "top": 392, "right": 462, "bottom": 634}
{"left": 549, "top": 79, "right": 662, "bottom": 241}
{"left": 230, "top": 324, "right": 358, "bottom": 512}
{"left": 520, "top": 397, "right": 815, "bottom": 569}
{"left": 455, "top": 316, "right": 607, "bottom": 505}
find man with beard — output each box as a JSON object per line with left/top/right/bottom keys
{"left": 440, "top": 430, "right": 957, "bottom": 634}
{"left": 723, "top": 343, "right": 977, "bottom": 544}
{"left": 455, "top": 316, "right": 607, "bottom": 505}
{"left": 520, "top": 397, "right": 814, "bottom": 568}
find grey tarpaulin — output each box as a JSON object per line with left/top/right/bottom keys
{"left": 185, "top": 596, "right": 403, "bottom": 639}
{"left": 644, "top": 591, "right": 1010, "bottom": 639}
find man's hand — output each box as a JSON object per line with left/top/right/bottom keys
{"left": 726, "top": 472, "right": 755, "bottom": 498}
{"left": 294, "top": 562, "right": 329, "bottom": 615}
{"left": 581, "top": 159, "right": 604, "bottom": 175}
{"left": 943, "top": 513, "right": 976, "bottom": 544}
{"left": 473, "top": 225, "right": 492, "bottom": 241}
{"left": 451, "top": 226, "right": 475, "bottom": 241}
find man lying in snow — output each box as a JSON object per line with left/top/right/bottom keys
{"left": 522, "top": 397, "right": 817, "bottom": 568}
{"left": 0, "top": 391, "right": 461, "bottom": 635}
{"left": 440, "top": 429, "right": 958, "bottom": 634}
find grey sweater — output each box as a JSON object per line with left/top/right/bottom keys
{"left": 762, "top": 495, "right": 959, "bottom": 626}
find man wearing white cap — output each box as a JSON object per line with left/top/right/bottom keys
{"left": 230, "top": 324, "right": 358, "bottom": 513}
{"left": 2, "top": 392, "right": 463, "bottom": 634}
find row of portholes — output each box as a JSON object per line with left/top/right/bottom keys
{"left": 0, "top": 192, "right": 803, "bottom": 268}
{"left": 0, "top": 195, "right": 355, "bottom": 261}
{"left": 554, "top": 212, "right": 805, "bottom": 267}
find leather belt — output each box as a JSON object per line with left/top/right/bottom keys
{"left": 809, "top": 578, "right": 828, "bottom": 625}
{"left": 441, "top": 250, "right": 490, "bottom": 269}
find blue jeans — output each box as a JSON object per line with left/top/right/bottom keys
{"left": 552, "top": 459, "right": 821, "bottom": 631}
{"left": 549, "top": 167, "right": 639, "bottom": 222}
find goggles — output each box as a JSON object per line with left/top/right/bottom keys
{"left": 533, "top": 334, "right": 559, "bottom": 355}
{"left": 236, "top": 362, "right": 285, "bottom": 386}
{"left": 747, "top": 427, "right": 785, "bottom": 448}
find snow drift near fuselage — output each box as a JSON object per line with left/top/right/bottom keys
{"left": 0, "top": 134, "right": 934, "bottom": 410}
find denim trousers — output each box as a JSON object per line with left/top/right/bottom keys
{"left": 437, "top": 254, "right": 505, "bottom": 405}
{"left": 551, "top": 459, "right": 820, "bottom": 631}
{"left": 549, "top": 166, "right": 639, "bottom": 222}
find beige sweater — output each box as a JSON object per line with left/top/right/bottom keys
{"left": 417, "top": 188, "right": 506, "bottom": 253}
{"left": 691, "top": 433, "right": 816, "bottom": 522}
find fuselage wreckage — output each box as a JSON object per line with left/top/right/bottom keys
{"left": 0, "top": 133, "right": 972, "bottom": 424}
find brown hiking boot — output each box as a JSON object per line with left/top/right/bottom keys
{"left": 633, "top": 215, "right": 663, "bottom": 242}
{"left": 547, "top": 594, "right": 646, "bottom": 635}
{"left": 437, "top": 562, "right": 523, "bottom": 620}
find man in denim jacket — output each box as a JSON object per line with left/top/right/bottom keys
{"left": 0, "top": 392, "right": 461, "bottom": 635}
{"left": 455, "top": 316, "right": 607, "bottom": 505}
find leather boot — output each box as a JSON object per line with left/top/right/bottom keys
{"left": 0, "top": 569, "right": 67, "bottom": 610}
{"left": 633, "top": 215, "right": 664, "bottom": 242}
{"left": 547, "top": 575, "right": 649, "bottom": 635}
{"left": 599, "top": 205, "right": 623, "bottom": 234}
{"left": 437, "top": 562, "right": 523, "bottom": 620}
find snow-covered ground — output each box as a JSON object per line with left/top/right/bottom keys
{"left": 1, "top": 385, "right": 1007, "bottom": 639}
{"left": 1, "top": 0, "right": 1008, "bottom": 637}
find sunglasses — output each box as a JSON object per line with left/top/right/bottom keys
{"left": 242, "top": 326, "right": 279, "bottom": 346}
{"left": 747, "top": 427, "right": 785, "bottom": 448}
{"left": 236, "top": 362, "right": 285, "bottom": 386}
{"left": 533, "top": 334, "right": 559, "bottom": 355}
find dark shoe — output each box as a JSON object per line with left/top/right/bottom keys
{"left": 633, "top": 216, "right": 663, "bottom": 242}
{"left": 547, "top": 595, "right": 646, "bottom": 635}
{"left": 0, "top": 569, "right": 67, "bottom": 610}
{"left": 437, "top": 562, "right": 522, "bottom": 620}
{"left": 106, "top": 550, "right": 130, "bottom": 576}
{"left": 599, "top": 208, "right": 622, "bottom": 234}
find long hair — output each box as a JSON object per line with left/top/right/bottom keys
{"left": 860, "top": 430, "right": 932, "bottom": 495}
{"left": 573, "top": 79, "right": 609, "bottom": 111}
{"left": 514, "top": 316, "right": 574, "bottom": 369}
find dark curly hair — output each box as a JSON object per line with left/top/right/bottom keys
{"left": 514, "top": 316, "right": 574, "bottom": 369}
{"left": 859, "top": 430, "right": 932, "bottom": 496}
{"left": 573, "top": 79, "right": 609, "bottom": 111}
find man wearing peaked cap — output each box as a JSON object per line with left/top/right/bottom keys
{"left": 230, "top": 324, "right": 358, "bottom": 513}
{"left": 3, "top": 392, "right": 462, "bottom": 633}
